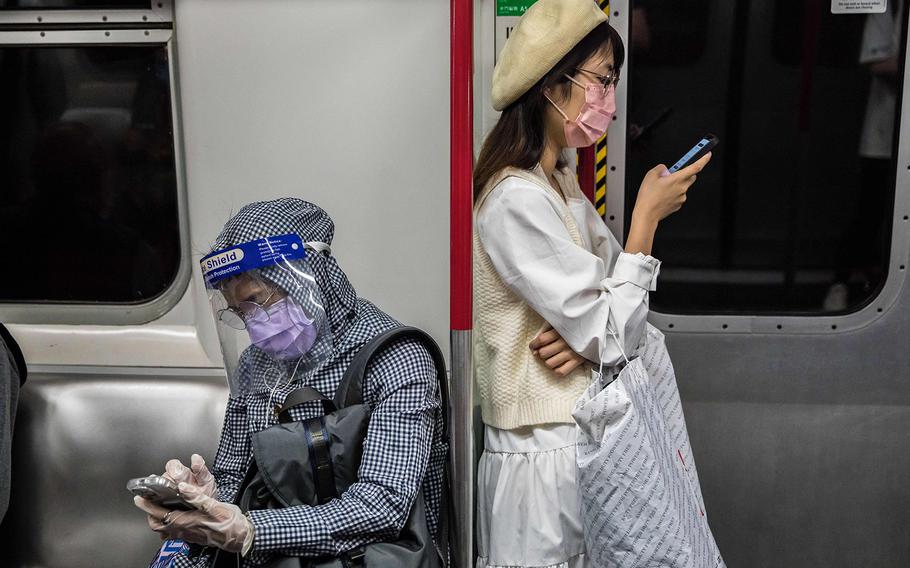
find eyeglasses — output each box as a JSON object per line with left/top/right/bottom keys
{"left": 575, "top": 67, "right": 620, "bottom": 95}
{"left": 217, "top": 288, "right": 279, "bottom": 330}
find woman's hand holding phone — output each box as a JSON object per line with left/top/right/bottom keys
{"left": 625, "top": 152, "right": 712, "bottom": 255}
{"left": 637, "top": 152, "right": 711, "bottom": 222}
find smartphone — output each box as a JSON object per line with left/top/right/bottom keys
{"left": 666, "top": 134, "right": 719, "bottom": 174}
{"left": 127, "top": 475, "right": 194, "bottom": 511}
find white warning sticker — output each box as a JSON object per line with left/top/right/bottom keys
{"left": 832, "top": 0, "right": 887, "bottom": 13}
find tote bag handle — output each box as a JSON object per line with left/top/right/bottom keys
{"left": 596, "top": 312, "right": 631, "bottom": 381}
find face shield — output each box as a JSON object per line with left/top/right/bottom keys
{"left": 201, "top": 233, "right": 333, "bottom": 398}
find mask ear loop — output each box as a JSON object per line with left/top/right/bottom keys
{"left": 266, "top": 354, "right": 305, "bottom": 425}
{"left": 543, "top": 91, "right": 571, "bottom": 121}
{"left": 544, "top": 75, "right": 590, "bottom": 122}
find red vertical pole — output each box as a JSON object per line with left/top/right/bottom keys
{"left": 450, "top": 0, "right": 474, "bottom": 565}
{"left": 451, "top": 0, "right": 473, "bottom": 333}
{"left": 577, "top": 147, "right": 596, "bottom": 204}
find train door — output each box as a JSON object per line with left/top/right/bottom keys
{"left": 0, "top": 1, "right": 450, "bottom": 566}
{"left": 611, "top": 1, "right": 910, "bottom": 566}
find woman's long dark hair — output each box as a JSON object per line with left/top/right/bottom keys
{"left": 474, "top": 22, "right": 625, "bottom": 199}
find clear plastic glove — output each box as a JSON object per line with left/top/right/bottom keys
{"left": 162, "top": 454, "right": 217, "bottom": 498}
{"left": 134, "top": 482, "right": 253, "bottom": 554}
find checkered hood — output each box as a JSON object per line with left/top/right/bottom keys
{"left": 209, "top": 198, "right": 399, "bottom": 395}
{"left": 210, "top": 198, "right": 357, "bottom": 335}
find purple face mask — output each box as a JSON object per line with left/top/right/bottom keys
{"left": 247, "top": 298, "right": 318, "bottom": 360}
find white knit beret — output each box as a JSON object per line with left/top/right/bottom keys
{"left": 492, "top": 0, "right": 608, "bottom": 111}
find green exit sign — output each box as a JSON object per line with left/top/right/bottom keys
{"left": 497, "top": 0, "right": 538, "bottom": 17}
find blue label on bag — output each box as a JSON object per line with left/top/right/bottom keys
{"left": 148, "top": 539, "right": 191, "bottom": 568}
{"left": 201, "top": 233, "right": 307, "bottom": 287}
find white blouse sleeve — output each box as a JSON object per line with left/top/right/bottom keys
{"left": 579, "top": 195, "right": 662, "bottom": 293}
{"left": 476, "top": 178, "right": 661, "bottom": 366}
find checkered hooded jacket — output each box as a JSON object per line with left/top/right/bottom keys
{"left": 173, "top": 199, "right": 446, "bottom": 566}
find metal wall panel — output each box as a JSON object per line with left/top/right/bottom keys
{"left": 175, "top": 0, "right": 451, "bottom": 357}
{"left": 668, "top": 293, "right": 910, "bottom": 566}
{"left": 1, "top": 372, "right": 228, "bottom": 567}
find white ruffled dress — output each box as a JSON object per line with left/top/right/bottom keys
{"left": 476, "top": 424, "right": 589, "bottom": 568}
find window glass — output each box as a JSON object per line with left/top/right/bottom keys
{"left": 629, "top": 0, "right": 709, "bottom": 66}
{"left": 0, "top": 1, "right": 150, "bottom": 8}
{"left": 625, "top": 0, "right": 904, "bottom": 314}
{"left": 0, "top": 45, "right": 179, "bottom": 303}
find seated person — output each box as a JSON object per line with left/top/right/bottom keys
{"left": 134, "top": 198, "right": 446, "bottom": 566}
{"left": 1, "top": 322, "right": 27, "bottom": 523}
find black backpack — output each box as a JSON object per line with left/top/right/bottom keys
{"left": 214, "top": 326, "right": 453, "bottom": 568}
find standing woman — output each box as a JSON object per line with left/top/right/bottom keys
{"left": 472, "top": 1, "right": 711, "bottom": 567}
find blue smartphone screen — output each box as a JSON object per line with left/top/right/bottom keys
{"left": 667, "top": 138, "right": 711, "bottom": 173}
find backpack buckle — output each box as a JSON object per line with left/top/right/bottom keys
{"left": 342, "top": 548, "right": 365, "bottom": 567}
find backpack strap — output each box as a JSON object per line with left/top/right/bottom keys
{"left": 305, "top": 415, "right": 337, "bottom": 505}
{"left": 334, "top": 327, "right": 449, "bottom": 429}
{"left": 277, "top": 386, "right": 335, "bottom": 423}
{"left": 276, "top": 387, "right": 339, "bottom": 505}
{"left": 334, "top": 325, "right": 454, "bottom": 567}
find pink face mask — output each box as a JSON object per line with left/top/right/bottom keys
{"left": 546, "top": 77, "right": 616, "bottom": 148}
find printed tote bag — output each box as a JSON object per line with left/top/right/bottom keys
{"left": 573, "top": 324, "right": 725, "bottom": 568}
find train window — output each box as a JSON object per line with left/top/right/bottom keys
{"left": 625, "top": 0, "right": 905, "bottom": 315}
{"left": 0, "top": 45, "right": 180, "bottom": 303}
{"left": 629, "top": 0, "right": 709, "bottom": 67}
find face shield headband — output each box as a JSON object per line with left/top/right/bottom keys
{"left": 201, "top": 233, "right": 331, "bottom": 289}
{"left": 201, "top": 234, "right": 334, "bottom": 399}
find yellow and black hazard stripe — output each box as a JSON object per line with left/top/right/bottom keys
{"left": 595, "top": 0, "right": 609, "bottom": 217}
{"left": 595, "top": 137, "right": 607, "bottom": 216}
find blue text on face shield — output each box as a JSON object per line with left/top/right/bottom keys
{"left": 200, "top": 234, "right": 307, "bottom": 288}
{"left": 203, "top": 248, "right": 244, "bottom": 273}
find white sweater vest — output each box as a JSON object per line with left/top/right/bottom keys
{"left": 473, "top": 166, "right": 591, "bottom": 430}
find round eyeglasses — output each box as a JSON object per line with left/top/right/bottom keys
{"left": 575, "top": 67, "right": 620, "bottom": 95}
{"left": 217, "top": 289, "right": 278, "bottom": 330}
